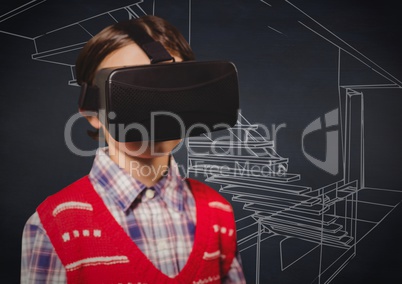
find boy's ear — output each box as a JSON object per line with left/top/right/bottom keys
{"left": 79, "top": 109, "right": 101, "bottom": 129}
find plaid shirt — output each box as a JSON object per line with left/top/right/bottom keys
{"left": 21, "top": 148, "right": 246, "bottom": 283}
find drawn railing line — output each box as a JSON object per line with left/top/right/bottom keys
{"left": 188, "top": 0, "right": 192, "bottom": 45}
{"left": 0, "top": 0, "right": 148, "bottom": 79}
{"left": 0, "top": 29, "right": 33, "bottom": 40}
{"left": 283, "top": 0, "right": 402, "bottom": 86}
{"left": 32, "top": 2, "right": 147, "bottom": 56}
{"left": 0, "top": 0, "right": 46, "bottom": 23}
{"left": 33, "top": 1, "right": 144, "bottom": 39}
{"left": 298, "top": 20, "right": 402, "bottom": 87}
{"left": 338, "top": 49, "right": 345, "bottom": 185}
{"left": 77, "top": 23, "right": 94, "bottom": 37}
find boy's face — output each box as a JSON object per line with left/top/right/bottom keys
{"left": 86, "top": 43, "right": 183, "bottom": 159}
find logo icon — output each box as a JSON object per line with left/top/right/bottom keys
{"left": 302, "top": 109, "right": 339, "bottom": 175}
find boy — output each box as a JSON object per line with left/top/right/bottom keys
{"left": 21, "top": 15, "right": 245, "bottom": 283}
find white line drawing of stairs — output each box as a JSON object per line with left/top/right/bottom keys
{"left": 187, "top": 113, "right": 360, "bottom": 284}
{"left": 0, "top": 0, "right": 148, "bottom": 85}
{"left": 1, "top": 1, "right": 401, "bottom": 283}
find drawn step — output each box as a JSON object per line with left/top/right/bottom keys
{"left": 232, "top": 195, "right": 319, "bottom": 210}
{"left": 243, "top": 203, "right": 286, "bottom": 215}
{"left": 188, "top": 159, "right": 288, "bottom": 172}
{"left": 278, "top": 210, "right": 339, "bottom": 226}
{"left": 223, "top": 171, "right": 300, "bottom": 183}
{"left": 187, "top": 139, "right": 274, "bottom": 148}
{"left": 267, "top": 222, "right": 348, "bottom": 242}
{"left": 221, "top": 173, "right": 300, "bottom": 183}
{"left": 234, "top": 195, "right": 300, "bottom": 209}
{"left": 228, "top": 125, "right": 260, "bottom": 131}
{"left": 269, "top": 225, "right": 354, "bottom": 249}
{"left": 292, "top": 202, "right": 329, "bottom": 215}
{"left": 208, "top": 176, "right": 311, "bottom": 194}
{"left": 265, "top": 219, "right": 347, "bottom": 240}
{"left": 187, "top": 135, "right": 283, "bottom": 158}
{"left": 187, "top": 146, "right": 283, "bottom": 159}
{"left": 245, "top": 202, "right": 329, "bottom": 216}
{"left": 265, "top": 214, "right": 343, "bottom": 234}
{"left": 220, "top": 185, "right": 315, "bottom": 203}
{"left": 189, "top": 166, "right": 298, "bottom": 182}
{"left": 188, "top": 155, "right": 288, "bottom": 165}
{"left": 188, "top": 154, "right": 280, "bottom": 162}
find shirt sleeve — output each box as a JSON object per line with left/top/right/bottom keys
{"left": 21, "top": 212, "right": 66, "bottom": 284}
{"left": 222, "top": 250, "right": 247, "bottom": 283}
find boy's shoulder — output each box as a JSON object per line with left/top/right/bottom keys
{"left": 186, "top": 178, "right": 232, "bottom": 208}
{"left": 37, "top": 176, "right": 94, "bottom": 212}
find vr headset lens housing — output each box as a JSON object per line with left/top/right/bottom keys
{"left": 78, "top": 19, "right": 239, "bottom": 142}
{"left": 83, "top": 60, "right": 239, "bottom": 142}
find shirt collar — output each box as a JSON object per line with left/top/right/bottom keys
{"left": 154, "top": 165, "right": 185, "bottom": 212}
{"left": 89, "top": 147, "right": 185, "bottom": 212}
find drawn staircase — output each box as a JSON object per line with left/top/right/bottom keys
{"left": 187, "top": 114, "right": 358, "bottom": 251}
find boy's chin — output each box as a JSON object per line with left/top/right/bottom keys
{"left": 121, "top": 145, "right": 174, "bottom": 159}
{"left": 125, "top": 151, "right": 170, "bottom": 159}
{"left": 109, "top": 139, "right": 181, "bottom": 159}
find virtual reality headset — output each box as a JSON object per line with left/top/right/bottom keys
{"left": 78, "top": 20, "right": 239, "bottom": 142}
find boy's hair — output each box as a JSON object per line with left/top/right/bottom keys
{"left": 75, "top": 15, "right": 195, "bottom": 139}
{"left": 76, "top": 15, "right": 195, "bottom": 86}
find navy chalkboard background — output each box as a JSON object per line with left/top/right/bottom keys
{"left": 1, "top": 0, "right": 401, "bottom": 283}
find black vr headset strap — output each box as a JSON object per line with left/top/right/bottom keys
{"left": 78, "top": 83, "right": 99, "bottom": 111}
{"left": 121, "top": 23, "right": 175, "bottom": 64}
{"left": 79, "top": 20, "right": 174, "bottom": 110}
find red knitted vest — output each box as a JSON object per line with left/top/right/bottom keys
{"left": 37, "top": 176, "right": 237, "bottom": 284}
